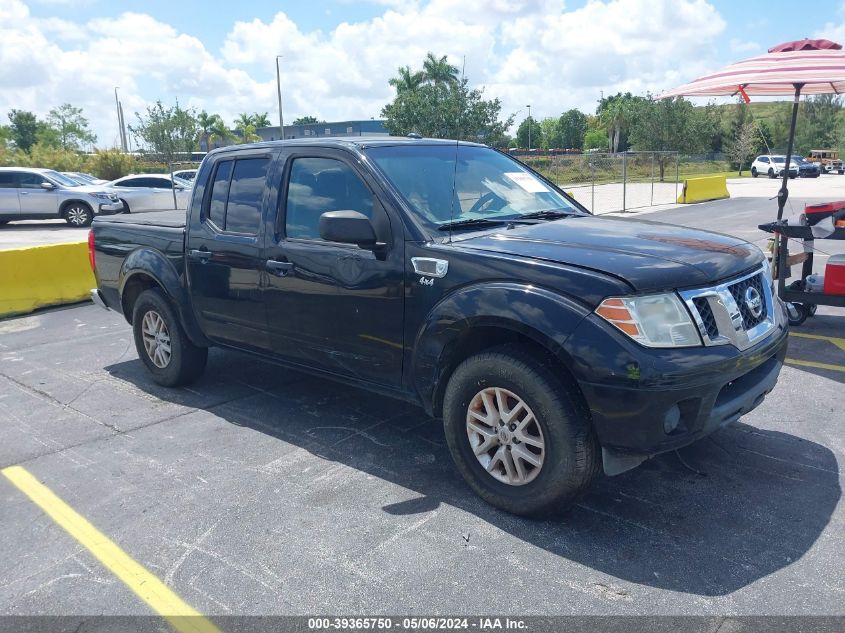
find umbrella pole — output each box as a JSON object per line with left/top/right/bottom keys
{"left": 777, "top": 83, "right": 803, "bottom": 221}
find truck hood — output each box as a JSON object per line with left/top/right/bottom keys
{"left": 451, "top": 216, "right": 764, "bottom": 292}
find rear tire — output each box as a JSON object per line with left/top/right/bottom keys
{"left": 751, "top": 167, "right": 758, "bottom": 178}
{"left": 63, "top": 202, "right": 94, "bottom": 227}
{"left": 132, "top": 288, "right": 207, "bottom": 386}
{"left": 768, "top": 168, "right": 775, "bottom": 179}
{"left": 442, "top": 344, "right": 600, "bottom": 517}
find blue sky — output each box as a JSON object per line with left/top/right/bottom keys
{"left": 5, "top": 0, "right": 845, "bottom": 146}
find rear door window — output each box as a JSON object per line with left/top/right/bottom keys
{"left": 0, "top": 172, "right": 17, "bottom": 188}
{"left": 204, "top": 157, "right": 269, "bottom": 235}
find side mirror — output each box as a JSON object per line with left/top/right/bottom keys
{"left": 41, "top": 182, "right": 56, "bottom": 190}
{"left": 319, "top": 210, "right": 378, "bottom": 249}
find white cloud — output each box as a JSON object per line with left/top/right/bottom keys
{"left": 0, "top": 0, "right": 728, "bottom": 147}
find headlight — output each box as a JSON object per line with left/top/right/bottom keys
{"left": 595, "top": 293, "right": 702, "bottom": 348}
{"left": 90, "top": 192, "right": 114, "bottom": 200}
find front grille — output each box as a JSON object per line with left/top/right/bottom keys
{"left": 693, "top": 297, "right": 718, "bottom": 338}
{"left": 728, "top": 273, "right": 767, "bottom": 329}
{"left": 679, "top": 266, "right": 775, "bottom": 351}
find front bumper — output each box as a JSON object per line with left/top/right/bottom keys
{"left": 97, "top": 201, "right": 124, "bottom": 215}
{"left": 566, "top": 300, "right": 788, "bottom": 472}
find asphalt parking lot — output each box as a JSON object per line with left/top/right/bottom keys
{"left": 0, "top": 195, "right": 843, "bottom": 622}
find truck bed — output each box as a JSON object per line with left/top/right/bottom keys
{"left": 94, "top": 209, "right": 187, "bottom": 228}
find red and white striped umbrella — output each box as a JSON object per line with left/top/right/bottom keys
{"left": 659, "top": 39, "right": 845, "bottom": 100}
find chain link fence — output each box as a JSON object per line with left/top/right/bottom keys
{"left": 516, "top": 151, "right": 732, "bottom": 214}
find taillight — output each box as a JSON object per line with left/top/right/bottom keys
{"left": 88, "top": 229, "right": 96, "bottom": 271}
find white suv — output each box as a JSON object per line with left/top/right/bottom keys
{"left": 750, "top": 155, "right": 798, "bottom": 179}
{"left": 0, "top": 167, "right": 124, "bottom": 227}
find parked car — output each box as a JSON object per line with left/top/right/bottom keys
{"left": 172, "top": 169, "right": 198, "bottom": 181}
{"left": 0, "top": 167, "right": 123, "bottom": 226}
{"left": 750, "top": 155, "right": 798, "bottom": 179}
{"left": 90, "top": 137, "right": 788, "bottom": 517}
{"left": 62, "top": 171, "right": 108, "bottom": 185}
{"left": 792, "top": 156, "right": 821, "bottom": 178}
{"left": 105, "top": 174, "right": 192, "bottom": 213}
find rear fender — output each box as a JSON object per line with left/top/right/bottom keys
{"left": 119, "top": 248, "right": 210, "bottom": 347}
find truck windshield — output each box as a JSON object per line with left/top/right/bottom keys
{"left": 366, "top": 144, "right": 582, "bottom": 229}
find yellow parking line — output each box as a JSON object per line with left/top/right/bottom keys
{"left": 785, "top": 358, "right": 845, "bottom": 373}
{"left": 1, "top": 465, "right": 221, "bottom": 633}
{"left": 789, "top": 332, "right": 845, "bottom": 353}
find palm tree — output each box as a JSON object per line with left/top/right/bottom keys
{"left": 253, "top": 112, "right": 271, "bottom": 128}
{"left": 209, "top": 118, "right": 232, "bottom": 148}
{"left": 422, "top": 53, "right": 459, "bottom": 86}
{"left": 197, "top": 110, "right": 223, "bottom": 151}
{"left": 234, "top": 113, "right": 256, "bottom": 130}
{"left": 389, "top": 66, "right": 425, "bottom": 94}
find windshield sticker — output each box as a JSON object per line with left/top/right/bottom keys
{"left": 504, "top": 172, "right": 549, "bottom": 193}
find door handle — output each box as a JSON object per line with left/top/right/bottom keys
{"left": 19, "top": 191, "right": 29, "bottom": 195}
{"left": 265, "top": 259, "right": 294, "bottom": 277}
{"left": 188, "top": 249, "right": 212, "bottom": 263}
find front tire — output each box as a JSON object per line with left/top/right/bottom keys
{"left": 132, "top": 288, "right": 207, "bottom": 386}
{"left": 751, "top": 167, "right": 758, "bottom": 178}
{"left": 442, "top": 345, "right": 600, "bottom": 517}
{"left": 63, "top": 203, "right": 94, "bottom": 227}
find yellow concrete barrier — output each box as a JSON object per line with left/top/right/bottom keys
{"left": 676, "top": 175, "right": 730, "bottom": 204}
{"left": 0, "top": 242, "right": 94, "bottom": 318}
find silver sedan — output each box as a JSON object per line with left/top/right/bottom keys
{"left": 105, "top": 174, "right": 192, "bottom": 213}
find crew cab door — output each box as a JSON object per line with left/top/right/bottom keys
{"left": 185, "top": 152, "right": 275, "bottom": 351}
{"left": 262, "top": 149, "right": 404, "bottom": 385}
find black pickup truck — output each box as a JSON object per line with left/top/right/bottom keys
{"left": 90, "top": 137, "right": 788, "bottom": 516}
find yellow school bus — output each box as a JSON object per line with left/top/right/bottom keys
{"left": 808, "top": 149, "right": 844, "bottom": 174}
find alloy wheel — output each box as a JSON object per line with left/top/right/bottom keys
{"left": 66, "top": 206, "right": 90, "bottom": 226}
{"left": 141, "top": 310, "right": 172, "bottom": 368}
{"left": 466, "top": 387, "right": 545, "bottom": 486}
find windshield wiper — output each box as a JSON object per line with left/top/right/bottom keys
{"left": 437, "top": 218, "right": 509, "bottom": 231}
{"left": 518, "top": 209, "right": 579, "bottom": 220}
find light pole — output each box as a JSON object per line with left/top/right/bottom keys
{"left": 275, "top": 55, "right": 285, "bottom": 141}
{"left": 526, "top": 104, "right": 531, "bottom": 151}
{"left": 114, "top": 87, "right": 127, "bottom": 151}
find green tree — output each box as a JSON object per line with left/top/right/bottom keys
{"left": 558, "top": 109, "right": 587, "bottom": 150}
{"left": 596, "top": 93, "right": 647, "bottom": 153}
{"left": 292, "top": 116, "right": 320, "bottom": 125}
{"left": 129, "top": 101, "right": 198, "bottom": 163}
{"left": 389, "top": 66, "right": 425, "bottom": 94}
{"left": 234, "top": 113, "right": 256, "bottom": 129}
{"left": 628, "top": 96, "right": 712, "bottom": 180}
{"left": 46, "top": 104, "right": 97, "bottom": 150}
{"left": 197, "top": 110, "right": 225, "bottom": 151}
{"left": 382, "top": 75, "right": 512, "bottom": 143}
{"left": 539, "top": 117, "right": 562, "bottom": 149}
{"left": 8, "top": 110, "right": 39, "bottom": 152}
{"left": 422, "top": 52, "right": 459, "bottom": 86}
{"left": 796, "top": 95, "right": 842, "bottom": 154}
{"left": 515, "top": 116, "right": 542, "bottom": 149}
{"left": 253, "top": 112, "right": 271, "bottom": 128}
{"left": 584, "top": 128, "right": 607, "bottom": 150}
{"left": 726, "top": 121, "right": 758, "bottom": 176}
{"left": 210, "top": 117, "right": 232, "bottom": 147}
{"left": 86, "top": 148, "right": 138, "bottom": 181}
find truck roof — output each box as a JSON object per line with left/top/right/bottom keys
{"left": 206, "top": 136, "right": 486, "bottom": 158}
